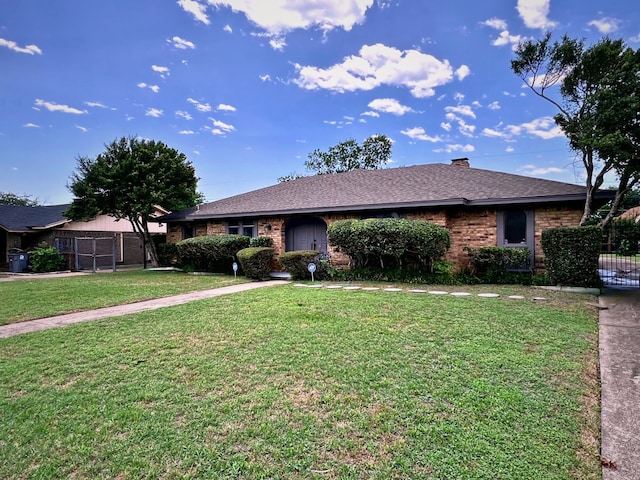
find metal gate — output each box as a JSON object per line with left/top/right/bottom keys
{"left": 599, "top": 223, "right": 640, "bottom": 287}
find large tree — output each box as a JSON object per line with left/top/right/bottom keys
{"left": 0, "top": 192, "right": 40, "bottom": 206}
{"left": 278, "top": 134, "right": 392, "bottom": 182}
{"left": 66, "top": 136, "right": 203, "bottom": 267}
{"left": 511, "top": 34, "right": 640, "bottom": 227}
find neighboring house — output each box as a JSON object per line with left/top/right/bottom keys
{"left": 156, "top": 159, "right": 615, "bottom": 272}
{"left": 0, "top": 204, "right": 168, "bottom": 269}
{"left": 618, "top": 206, "right": 640, "bottom": 223}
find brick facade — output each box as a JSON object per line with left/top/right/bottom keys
{"left": 166, "top": 205, "right": 583, "bottom": 272}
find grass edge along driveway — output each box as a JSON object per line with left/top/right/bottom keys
{"left": 0, "top": 284, "right": 601, "bottom": 479}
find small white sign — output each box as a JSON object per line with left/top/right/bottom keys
{"left": 307, "top": 262, "right": 316, "bottom": 273}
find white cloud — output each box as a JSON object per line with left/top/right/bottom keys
{"left": 368, "top": 98, "right": 413, "bottom": 115}
{"left": 208, "top": 0, "right": 374, "bottom": 36}
{"left": 23, "top": 123, "right": 40, "bottom": 128}
{"left": 361, "top": 111, "right": 380, "bottom": 118}
{"left": 137, "top": 82, "right": 160, "bottom": 93}
{"left": 84, "top": 101, "right": 113, "bottom": 109}
{"left": 518, "top": 164, "right": 564, "bottom": 176}
{"left": 145, "top": 108, "right": 163, "bottom": 117}
{"left": 75, "top": 125, "right": 88, "bottom": 133}
{"left": 481, "top": 127, "right": 505, "bottom": 138}
{"left": 400, "top": 127, "right": 441, "bottom": 142}
{"left": 34, "top": 99, "right": 87, "bottom": 114}
{"left": 445, "top": 104, "right": 476, "bottom": 119}
{"left": 294, "top": 43, "right": 461, "bottom": 98}
{"left": 516, "top": 0, "right": 557, "bottom": 30}
{"left": 209, "top": 118, "right": 236, "bottom": 135}
{"left": 440, "top": 122, "right": 451, "bottom": 132}
{"left": 520, "top": 116, "right": 563, "bottom": 139}
{"left": 224, "top": 24, "right": 233, "bottom": 33}
{"left": 482, "top": 17, "right": 525, "bottom": 50}
{"left": 187, "top": 98, "right": 212, "bottom": 112}
{"left": 588, "top": 17, "right": 621, "bottom": 34}
{"left": 259, "top": 74, "right": 272, "bottom": 82}
{"left": 217, "top": 103, "right": 237, "bottom": 112}
{"left": 168, "top": 35, "right": 196, "bottom": 49}
{"left": 0, "top": 37, "right": 42, "bottom": 55}
{"left": 177, "top": 0, "right": 210, "bottom": 24}
{"left": 482, "top": 18, "right": 508, "bottom": 30}
{"left": 152, "top": 65, "right": 170, "bottom": 77}
{"left": 179, "top": 130, "right": 195, "bottom": 135}
{"left": 176, "top": 110, "right": 193, "bottom": 120}
{"left": 454, "top": 65, "right": 470, "bottom": 80}
{"left": 435, "top": 144, "right": 475, "bottom": 154}
{"left": 487, "top": 101, "right": 500, "bottom": 110}
{"left": 269, "top": 37, "right": 287, "bottom": 50}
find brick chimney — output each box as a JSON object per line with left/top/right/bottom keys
{"left": 451, "top": 157, "right": 470, "bottom": 167}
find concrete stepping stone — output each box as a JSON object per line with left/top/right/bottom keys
{"left": 477, "top": 293, "right": 500, "bottom": 298}
{"left": 428, "top": 290, "right": 449, "bottom": 295}
{"left": 408, "top": 289, "right": 428, "bottom": 293}
{"left": 508, "top": 295, "right": 525, "bottom": 300}
{"left": 383, "top": 288, "right": 403, "bottom": 292}
{"left": 307, "top": 283, "right": 324, "bottom": 288}
{"left": 325, "top": 285, "right": 343, "bottom": 289}
{"left": 343, "top": 286, "right": 361, "bottom": 290}
{"left": 361, "top": 287, "right": 380, "bottom": 291}
{"left": 450, "top": 292, "right": 471, "bottom": 296}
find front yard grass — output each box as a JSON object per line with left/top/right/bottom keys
{"left": 0, "top": 284, "right": 601, "bottom": 479}
{"left": 0, "top": 270, "right": 249, "bottom": 325}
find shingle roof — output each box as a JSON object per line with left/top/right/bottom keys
{"left": 158, "top": 163, "right": 613, "bottom": 222}
{"left": 0, "top": 204, "right": 70, "bottom": 232}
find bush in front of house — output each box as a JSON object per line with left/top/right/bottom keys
{"left": 176, "top": 235, "right": 251, "bottom": 273}
{"left": 327, "top": 218, "right": 450, "bottom": 270}
{"left": 156, "top": 243, "right": 179, "bottom": 267}
{"left": 465, "top": 246, "right": 531, "bottom": 283}
{"left": 279, "top": 250, "right": 329, "bottom": 280}
{"left": 541, "top": 226, "right": 602, "bottom": 287}
{"left": 236, "top": 247, "right": 275, "bottom": 280}
{"left": 29, "top": 242, "right": 64, "bottom": 273}
{"left": 249, "top": 236, "right": 274, "bottom": 248}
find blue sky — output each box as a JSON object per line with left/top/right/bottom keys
{"left": 1, "top": 0, "right": 638, "bottom": 206}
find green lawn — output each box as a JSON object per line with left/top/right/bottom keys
{"left": 0, "top": 270, "right": 249, "bottom": 325}
{"left": 0, "top": 284, "right": 600, "bottom": 479}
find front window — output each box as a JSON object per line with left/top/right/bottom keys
{"left": 228, "top": 220, "right": 257, "bottom": 237}
{"left": 503, "top": 210, "right": 527, "bottom": 244}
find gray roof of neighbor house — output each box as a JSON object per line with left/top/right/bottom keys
{"left": 0, "top": 204, "right": 70, "bottom": 233}
{"left": 157, "top": 162, "right": 614, "bottom": 222}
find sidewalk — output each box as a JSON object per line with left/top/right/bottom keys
{"left": 0, "top": 280, "right": 289, "bottom": 339}
{"left": 599, "top": 287, "right": 640, "bottom": 480}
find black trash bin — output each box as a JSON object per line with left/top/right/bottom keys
{"left": 8, "top": 253, "right": 29, "bottom": 273}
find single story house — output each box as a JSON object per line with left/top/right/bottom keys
{"left": 156, "top": 159, "right": 614, "bottom": 271}
{"left": 618, "top": 206, "right": 640, "bottom": 223}
{"left": 0, "top": 204, "right": 168, "bottom": 270}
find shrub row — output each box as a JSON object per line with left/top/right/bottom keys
{"left": 236, "top": 247, "right": 274, "bottom": 280}
{"left": 175, "top": 235, "right": 250, "bottom": 273}
{"left": 327, "top": 218, "right": 450, "bottom": 270}
{"left": 464, "top": 246, "right": 531, "bottom": 283}
{"left": 279, "top": 250, "right": 329, "bottom": 280}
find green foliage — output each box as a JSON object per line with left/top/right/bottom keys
{"left": 237, "top": 247, "right": 275, "bottom": 280}
{"left": 512, "top": 34, "right": 640, "bottom": 227}
{"left": 610, "top": 218, "right": 640, "bottom": 255}
{"left": 541, "top": 227, "right": 603, "bottom": 287}
{"left": 328, "top": 218, "right": 450, "bottom": 270}
{"left": 0, "top": 192, "right": 40, "bottom": 206}
{"left": 465, "top": 246, "right": 531, "bottom": 283}
{"left": 156, "top": 243, "right": 179, "bottom": 267}
{"left": 304, "top": 134, "right": 392, "bottom": 175}
{"left": 249, "top": 236, "right": 274, "bottom": 248}
{"left": 66, "top": 136, "right": 204, "bottom": 266}
{"left": 176, "top": 235, "right": 250, "bottom": 273}
{"left": 28, "top": 243, "right": 64, "bottom": 273}
{"left": 279, "top": 250, "right": 328, "bottom": 280}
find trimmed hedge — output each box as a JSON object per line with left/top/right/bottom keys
{"left": 541, "top": 226, "right": 602, "bottom": 287}
{"left": 279, "top": 250, "right": 328, "bottom": 280}
{"left": 237, "top": 247, "right": 275, "bottom": 280}
{"left": 465, "top": 246, "right": 531, "bottom": 283}
{"left": 156, "top": 243, "right": 179, "bottom": 267}
{"left": 327, "top": 218, "right": 450, "bottom": 270}
{"left": 610, "top": 218, "right": 640, "bottom": 255}
{"left": 175, "top": 235, "right": 250, "bottom": 273}
{"left": 249, "top": 236, "right": 274, "bottom": 248}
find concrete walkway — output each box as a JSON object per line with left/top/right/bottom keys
{"left": 599, "top": 287, "right": 640, "bottom": 480}
{"left": 0, "top": 280, "right": 289, "bottom": 339}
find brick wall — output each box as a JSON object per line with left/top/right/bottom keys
{"left": 534, "top": 206, "right": 583, "bottom": 270}
{"left": 445, "top": 209, "right": 497, "bottom": 269}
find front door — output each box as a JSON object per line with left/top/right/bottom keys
{"left": 286, "top": 218, "right": 327, "bottom": 253}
